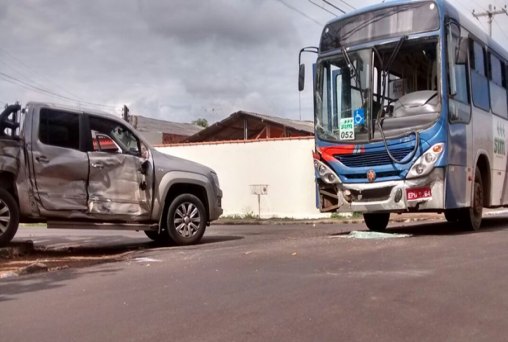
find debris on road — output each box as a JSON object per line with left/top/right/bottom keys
{"left": 336, "top": 231, "right": 412, "bottom": 240}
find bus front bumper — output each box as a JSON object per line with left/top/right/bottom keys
{"left": 331, "top": 168, "right": 445, "bottom": 213}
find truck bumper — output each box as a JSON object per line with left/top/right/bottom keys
{"left": 209, "top": 188, "right": 223, "bottom": 221}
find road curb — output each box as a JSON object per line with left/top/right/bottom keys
{"left": 0, "top": 241, "right": 35, "bottom": 258}
{"left": 213, "top": 214, "right": 444, "bottom": 226}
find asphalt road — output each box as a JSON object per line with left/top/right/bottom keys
{"left": 1, "top": 216, "right": 508, "bottom": 342}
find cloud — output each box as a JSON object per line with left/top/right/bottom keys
{"left": 138, "top": 0, "right": 297, "bottom": 47}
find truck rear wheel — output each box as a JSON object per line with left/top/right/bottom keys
{"left": 363, "top": 213, "right": 390, "bottom": 232}
{"left": 0, "top": 188, "right": 20, "bottom": 247}
{"left": 167, "top": 194, "right": 207, "bottom": 246}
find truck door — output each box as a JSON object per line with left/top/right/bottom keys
{"left": 32, "top": 108, "right": 89, "bottom": 210}
{"left": 86, "top": 115, "right": 153, "bottom": 219}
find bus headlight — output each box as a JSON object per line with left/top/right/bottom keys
{"left": 407, "top": 143, "right": 444, "bottom": 179}
{"left": 314, "top": 159, "right": 340, "bottom": 184}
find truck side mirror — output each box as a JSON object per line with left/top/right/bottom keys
{"left": 298, "top": 64, "right": 305, "bottom": 91}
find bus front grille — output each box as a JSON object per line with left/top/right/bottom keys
{"left": 335, "top": 147, "right": 414, "bottom": 167}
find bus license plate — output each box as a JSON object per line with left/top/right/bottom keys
{"left": 406, "top": 187, "right": 432, "bottom": 201}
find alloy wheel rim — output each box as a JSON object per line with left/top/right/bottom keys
{"left": 174, "top": 202, "right": 201, "bottom": 238}
{"left": 0, "top": 200, "right": 11, "bottom": 235}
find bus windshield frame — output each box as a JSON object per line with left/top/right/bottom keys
{"left": 315, "top": 34, "right": 442, "bottom": 144}
{"left": 320, "top": 1, "right": 440, "bottom": 53}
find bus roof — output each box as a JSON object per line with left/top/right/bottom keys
{"left": 321, "top": 0, "right": 508, "bottom": 61}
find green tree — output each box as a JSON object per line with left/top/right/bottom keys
{"left": 192, "top": 118, "right": 209, "bottom": 128}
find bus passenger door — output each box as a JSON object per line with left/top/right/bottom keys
{"left": 446, "top": 23, "right": 473, "bottom": 208}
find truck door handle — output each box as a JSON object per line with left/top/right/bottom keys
{"left": 36, "top": 155, "right": 49, "bottom": 163}
{"left": 91, "top": 162, "right": 104, "bottom": 169}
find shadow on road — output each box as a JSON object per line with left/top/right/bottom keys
{"left": 0, "top": 233, "right": 243, "bottom": 295}
{"left": 388, "top": 215, "right": 508, "bottom": 236}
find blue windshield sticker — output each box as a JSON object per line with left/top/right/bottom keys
{"left": 354, "top": 108, "right": 365, "bottom": 126}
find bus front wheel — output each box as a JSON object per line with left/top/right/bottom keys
{"left": 459, "top": 167, "right": 483, "bottom": 231}
{"left": 363, "top": 213, "right": 390, "bottom": 232}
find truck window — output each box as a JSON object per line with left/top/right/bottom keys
{"left": 92, "top": 131, "right": 122, "bottom": 153}
{"left": 39, "top": 109, "right": 80, "bottom": 150}
{"left": 88, "top": 116, "right": 140, "bottom": 156}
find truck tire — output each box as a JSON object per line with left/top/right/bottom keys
{"left": 363, "top": 213, "right": 390, "bottom": 232}
{"left": 167, "top": 194, "right": 207, "bottom": 246}
{"left": 144, "top": 229, "right": 173, "bottom": 244}
{"left": 0, "top": 188, "right": 20, "bottom": 247}
{"left": 459, "top": 167, "right": 483, "bottom": 231}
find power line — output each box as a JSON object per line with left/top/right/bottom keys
{"left": 308, "top": 0, "right": 338, "bottom": 16}
{"left": 0, "top": 48, "right": 87, "bottom": 103}
{"left": 339, "top": 0, "right": 356, "bottom": 9}
{"left": 0, "top": 47, "right": 115, "bottom": 110}
{"left": 322, "top": 0, "right": 346, "bottom": 14}
{"left": 329, "top": 0, "right": 355, "bottom": 11}
{"left": 472, "top": 4, "right": 508, "bottom": 37}
{"left": 275, "top": 0, "right": 324, "bottom": 26}
{"left": 0, "top": 71, "right": 115, "bottom": 109}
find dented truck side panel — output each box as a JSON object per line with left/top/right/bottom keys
{"left": 87, "top": 152, "right": 152, "bottom": 219}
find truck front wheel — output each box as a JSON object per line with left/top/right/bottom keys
{"left": 0, "top": 188, "right": 20, "bottom": 247}
{"left": 167, "top": 194, "right": 207, "bottom": 246}
{"left": 144, "top": 229, "right": 173, "bottom": 244}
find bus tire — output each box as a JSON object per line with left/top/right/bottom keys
{"left": 0, "top": 188, "right": 20, "bottom": 247}
{"left": 459, "top": 167, "right": 483, "bottom": 231}
{"left": 363, "top": 213, "right": 390, "bottom": 232}
{"left": 444, "top": 209, "right": 460, "bottom": 223}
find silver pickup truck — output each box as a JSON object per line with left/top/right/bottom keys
{"left": 0, "top": 102, "right": 223, "bottom": 246}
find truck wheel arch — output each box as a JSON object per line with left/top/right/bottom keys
{"left": 0, "top": 171, "right": 18, "bottom": 203}
{"left": 157, "top": 173, "right": 210, "bottom": 226}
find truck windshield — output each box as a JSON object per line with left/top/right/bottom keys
{"left": 315, "top": 38, "right": 441, "bottom": 143}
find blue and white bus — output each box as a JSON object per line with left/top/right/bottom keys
{"left": 299, "top": 0, "right": 508, "bottom": 231}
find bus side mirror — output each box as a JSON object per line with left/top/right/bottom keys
{"left": 298, "top": 64, "right": 305, "bottom": 91}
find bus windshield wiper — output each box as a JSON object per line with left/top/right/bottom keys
{"left": 373, "top": 35, "right": 419, "bottom": 164}
{"left": 341, "top": 46, "right": 364, "bottom": 104}
{"left": 375, "top": 35, "right": 406, "bottom": 123}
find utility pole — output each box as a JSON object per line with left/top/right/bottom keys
{"left": 122, "top": 105, "right": 130, "bottom": 122}
{"left": 472, "top": 4, "right": 508, "bottom": 38}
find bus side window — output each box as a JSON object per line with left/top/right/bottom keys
{"left": 470, "top": 40, "right": 490, "bottom": 111}
{"left": 489, "top": 53, "right": 508, "bottom": 118}
{"left": 450, "top": 33, "right": 469, "bottom": 105}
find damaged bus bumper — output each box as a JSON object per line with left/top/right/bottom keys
{"left": 319, "top": 168, "right": 445, "bottom": 213}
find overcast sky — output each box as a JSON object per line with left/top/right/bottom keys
{"left": 1, "top": 0, "right": 508, "bottom": 124}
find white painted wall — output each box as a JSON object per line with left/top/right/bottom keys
{"left": 157, "top": 137, "right": 329, "bottom": 219}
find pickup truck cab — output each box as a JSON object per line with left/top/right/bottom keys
{"left": 0, "top": 102, "right": 223, "bottom": 246}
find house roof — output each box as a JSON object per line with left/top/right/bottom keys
{"left": 129, "top": 115, "right": 203, "bottom": 136}
{"left": 184, "top": 111, "right": 314, "bottom": 143}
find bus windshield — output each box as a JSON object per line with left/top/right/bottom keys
{"left": 315, "top": 37, "right": 441, "bottom": 143}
